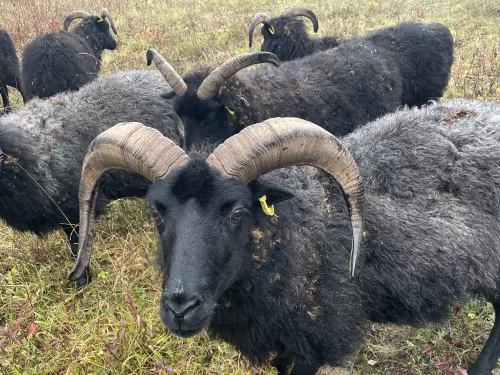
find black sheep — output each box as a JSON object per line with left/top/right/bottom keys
{"left": 0, "top": 28, "right": 26, "bottom": 112}
{"left": 363, "top": 22, "right": 454, "bottom": 108}
{"left": 250, "top": 18, "right": 453, "bottom": 108}
{"left": 21, "top": 8, "right": 117, "bottom": 100}
{"left": 0, "top": 69, "right": 182, "bottom": 286}
{"left": 73, "top": 99, "right": 500, "bottom": 375}
{"left": 147, "top": 37, "right": 403, "bottom": 149}
{"left": 248, "top": 7, "right": 339, "bottom": 61}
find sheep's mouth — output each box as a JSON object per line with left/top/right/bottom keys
{"left": 159, "top": 305, "right": 212, "bottom": 338}
{"left": 169, "top": 327, "right": 203, "bottom": 338}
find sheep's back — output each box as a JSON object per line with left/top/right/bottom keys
{"left": 21, "top": 31, "right": 100, "bottom": 99}
{"left": 344, "top": 99, "right": 500, "bottom": 323}
{"left": 364, "top": 22, "right": 453, "bottom": 107}
{"left": 0, "top": 70, "right": 181, "bottom": 234}
{"left": 240, "top": 38, "right": 403, "bottom": 136}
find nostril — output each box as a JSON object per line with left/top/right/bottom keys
{"left": 163, "top": 292, "right": 202, "bottom": 319}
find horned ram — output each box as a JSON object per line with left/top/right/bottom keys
{"left": 21, "top": 8, "right": 117, "bottom": 100}
{"left": 248, "top": 7, "right": 340, "bottom": 61}
{"left": 147, "top": 40, "right": 403, "bottom": 149}
{"left": 72, "top": 98, "right": 500, "bottom": 375}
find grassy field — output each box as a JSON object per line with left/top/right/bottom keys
{"left": 0, "top": 0, "right": 499, "bottom": 374}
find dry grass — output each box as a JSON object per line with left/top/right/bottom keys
{"left": 0, "top": 0, "right": 499, "bottom": 374}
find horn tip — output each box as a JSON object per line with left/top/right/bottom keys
{"left": 146, "top": 49, "right": 154, "bottom": 66}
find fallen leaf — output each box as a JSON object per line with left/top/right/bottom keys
{"left": 422, "top": 341, "right": 433, "bottom": 354}
{"left": 117, "top": 329, "right": 125, "bottom": 343}
{"left": 106, "top": 343, "right": 119, "bottom": 357}
{"left": 443, "top": 334, "right": 453, "bottom": 344}
{"left": 25, "top": 322, "right": 36, "bottom": 337}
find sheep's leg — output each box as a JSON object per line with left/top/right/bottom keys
{"left": 468, "top": 300, "right": 500, "bottom": 375}
{"left": 11, "top": 73, "right": 27, "bottom": 104}
{"left": 0, "top": 82, "right": 11, "bottom": 113}
{"left": 64, "top": 226, "right": 92, "bottom": 288}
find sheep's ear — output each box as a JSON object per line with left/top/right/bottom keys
{"left": 265, "top": 23, "right": 276, "bottom": 36}
{"left": 161, "top": 90, "right": 176, "bottom": 100}
{"left": 217, "top": 90, "right": 236, "bottom": 114}
{"left": 250, "top": 181, "right": 295, "bottom": 206}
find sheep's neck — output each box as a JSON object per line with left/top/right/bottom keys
{"left": 224, "top": 77, "right": 261, "bottom": 133}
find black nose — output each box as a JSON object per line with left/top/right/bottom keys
{"left": 162, "top": 292, "right": 202, "bottom": 325}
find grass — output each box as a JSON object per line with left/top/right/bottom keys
{"left": 0, "top": 0, "right": 499, "bottom": 374}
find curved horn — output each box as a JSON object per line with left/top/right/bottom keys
{"left": 69, "top": 122, "right": 189, "bottom": 281}
{"left": 197, "top": 52, "right": 280, "bottom": 101}
{"left": 146, "top": 49, "right": 187, "bottom": 96}
{"left": 99, "top": 8, "right": 118, "bottom": 35}
{"left": 282, "top": 7, "right": 319, "bottom": 32}
{"left": 248, "top": 13, "right": 271, "bottom": 47}
{"left": 63, "top": 11, "right": 92, "bottom": 31}
{"left": 206, "top": 117, "right": 364, "bottom": 278}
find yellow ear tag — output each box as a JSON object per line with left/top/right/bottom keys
{"left": 225, "top": 106, "right": 235, "bottom": 115}
{"left": 258, "top": 195, "right": 275, "bottom": 216}
{"left": 269, "top": 26, "right": 275, "bottom": 35}
{"left": 98, "top": 18, "right": 104, "bottom": 22}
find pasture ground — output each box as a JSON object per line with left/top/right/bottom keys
{"left": 0, "top": 0, "right": 499, "bottom": 373}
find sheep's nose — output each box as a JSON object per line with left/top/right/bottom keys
{"left": 162, "top": 292, "right": 202, "bottom": 325}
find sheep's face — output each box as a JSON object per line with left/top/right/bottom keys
{"left": 147, "top": 159, "right": 293, "bottom": 338}
{"left": 172, "top": 81, "right": 236, "bottom": 151}
{"left": 260, "top": 18, "right": 308, "bottom": 61}
{"left": 80, "top": 16, "right": 117, "bottom": 51}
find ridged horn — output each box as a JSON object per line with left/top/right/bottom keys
{"left": 63, "top": 11, "right": 92, "bottom": 31}
{"left": 69, "top": 122, "right": 189, "bottom": 281}
{"left": 99, "top": 8, "right": 117, "bottom": 35}
{"left": 206, "top": 117, "right": 364, "bottom": 278}
{"left": 146, "top": 48, "right": 187, "bottom": 96}
{"left": 196, "top": 52, "right": 280, "bottom": 101}
{"left": 282, "top": 7, "right": 319, "bottom": 32}
{"left": 248, "top": 13, "right": 271, "bottom": 47}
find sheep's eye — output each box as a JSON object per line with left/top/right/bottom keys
{"left": 151, "top": 209, "right": 162, "bottom": 222}
{"left": 230, "top": 209, "right": 244, "bottom": 221}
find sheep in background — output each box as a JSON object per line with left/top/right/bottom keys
{"left": 0, "top": 28, "right": 26, "bottom": 112}
{"left": 248, "top": 7, "right": 339, "bottom": 61}
{"left": 21, "top": 8, "right": 117, "bottom": 100}
{"left": 0, "top": 69, "right": 182, "bottom": 286}
{"left": 147, "top": 40, "right": 403, "bottom": 149}
{"left": 364, "top": 22, "right": 454, "bottom": 108}
{"left": 250, "top": 18, "right": 453, "bottom": 108}
{"left": 73, "top": 99, "right": 500, "bottom": 375}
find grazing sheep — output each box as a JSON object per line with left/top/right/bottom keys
{"left": 147, "top": 39, "right": 403, "bottom": 149}
{"left": 0, "top": 69, "right": 182, "bottom": 286}
{"left": 248, "top": 7, "right": 339, "bottom": 61}
{"left": 21, "top": 8, "right": 118, "bottom": 100}
{"left": 72, "top": 98, "right": 500, "bottom": 375}
{"left": 363, "top": 22, "right": 454, "bottom": 108}
{"left": 0, "top": 28, "right": 26, "bottom": 112}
